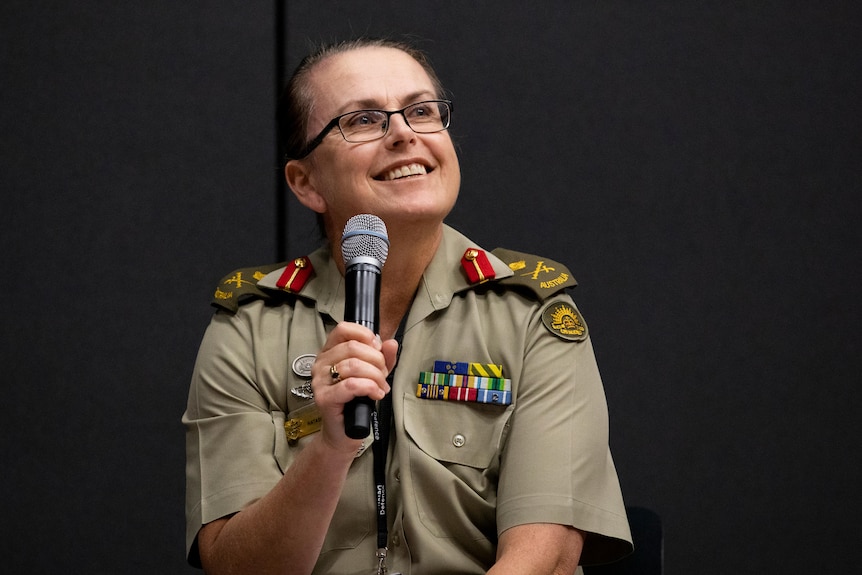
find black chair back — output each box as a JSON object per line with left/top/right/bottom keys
{"left": 585, "top": 506, "right": 663, "bottom": 575}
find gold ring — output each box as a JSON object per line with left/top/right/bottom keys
{"left": 330, "top": 364, "right": 341, "bottom": 383}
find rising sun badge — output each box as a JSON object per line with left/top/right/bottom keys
{"left": 541, "top": 301, "right": 588, "bottom": 342}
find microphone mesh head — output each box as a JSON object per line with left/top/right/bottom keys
{"left": 341, "top": 214, "right": 389, "bottom": 266}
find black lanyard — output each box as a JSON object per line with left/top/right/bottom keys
{"left": 371, "top": 316, "right": 407, "bottom": 575}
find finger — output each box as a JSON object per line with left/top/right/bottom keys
{"left": 321, "top": 321, "right": 378, "bottom": 352}
{"left": 327, "top": 357, "right": 390, "bottom": 398}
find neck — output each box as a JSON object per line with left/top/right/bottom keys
{"left": 380, "top": 225, "right": 443, "bottom": 337}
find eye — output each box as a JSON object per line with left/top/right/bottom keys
{"left": 343, "top": 110, "right": 386, "bottom": 129}
{"left": 406, "top": 102, "right": 440, "bottom": 123}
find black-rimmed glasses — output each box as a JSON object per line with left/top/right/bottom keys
{"left": 296, "top": 99, "right": 452, "bottom": 158}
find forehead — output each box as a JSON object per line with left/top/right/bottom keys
{"left": 307, "top": 47, "right": 436, "bottom": 115}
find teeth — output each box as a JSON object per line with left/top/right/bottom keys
{"left": 385, "top": 163, "right": 427, "bottom": 181}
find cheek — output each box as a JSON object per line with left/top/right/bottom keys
{"left": 441, "top": 145, "right": 461, "bottom": 190}
{"left": 309, "top": 151, "right": 363, "bottom": 193}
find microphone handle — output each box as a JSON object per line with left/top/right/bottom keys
{"left": 343, "top": 262, "right": 381, "bottom": 439}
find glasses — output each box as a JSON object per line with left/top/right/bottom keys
{"left": 296, "top": 99, "right": 452, "bottom": 158}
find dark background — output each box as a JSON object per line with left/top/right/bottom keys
{"left": 2, "top": 1, "right": 859, "bottom": 573}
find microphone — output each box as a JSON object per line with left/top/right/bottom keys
{"left": 341, "top": 214, "right": 390, "bottom": 439}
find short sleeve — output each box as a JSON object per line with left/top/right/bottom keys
{"left": 496, "top": 296, "right": 633, "bottom": 565}
{"left": 182, "top": 308, "right": 288, "bottom": 564}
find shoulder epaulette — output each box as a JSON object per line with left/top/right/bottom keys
{"left": 275, "top": 256, "right": 314, "bottom": 293}
{"left": 211, "top": 262, "right": 286, "bottom": 313}
{"left": 491, "top": 247, "right": 578, "bottom": 301}
{"left": 461, "top": 248, "right": 496, "bottom": 284}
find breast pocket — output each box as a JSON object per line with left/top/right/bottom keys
{"left": 402, "top": 392, "right": 514, "bottom": 539}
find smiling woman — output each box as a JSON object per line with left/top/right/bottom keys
{"left": 183, "top": 36, "right": 632, "bottom": 575}
{"left": 284, "top": 45, "right": 462, "bottom": 248}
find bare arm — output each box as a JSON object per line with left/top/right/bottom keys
{"left": 196, "top": 323, "right": 399, "bottom": 575}
{"left": 489, "top": 523, "right": 585, "bottom": 575}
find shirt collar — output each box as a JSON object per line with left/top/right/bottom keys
{"left": 256, "top": 224, "right": 514, "bottom": 324}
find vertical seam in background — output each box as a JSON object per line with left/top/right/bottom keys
{"left": 275, "top": 0, "right": 287, "bottom": 261}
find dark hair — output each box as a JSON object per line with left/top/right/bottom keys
{"left": 277, "top": 37, "right": 446, "bottom": 164}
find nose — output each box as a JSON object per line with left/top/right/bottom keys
{"left": 383, "top": 111, "right": 416, "bottom": 147}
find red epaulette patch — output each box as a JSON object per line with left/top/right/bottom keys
{"left": 461, "top": 248, "right": 495, "bottom": 284}
{"left": 276, "top": 256, "right": 314, "bottom": 293}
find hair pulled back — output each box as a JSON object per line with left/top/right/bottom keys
{"left": 277, "top": 38, "right": 445, "bottom": 164}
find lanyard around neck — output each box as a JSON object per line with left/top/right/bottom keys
{"left": 371, "top": 315, "right": 407, "bottom": 575}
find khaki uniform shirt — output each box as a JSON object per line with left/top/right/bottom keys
{"left": 184, "top": 225, "right": 632, "bottom": 574}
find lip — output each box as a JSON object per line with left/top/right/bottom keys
{"left": 374, "top": 159, "right": 434, "bottom": 181}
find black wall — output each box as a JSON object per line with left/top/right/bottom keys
{"left": 3, "top": 2, "right": 860, "bottom": 573}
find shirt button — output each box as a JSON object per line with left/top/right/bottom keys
{"left": 452, "top": 433, "right": 466, "bottom": 447}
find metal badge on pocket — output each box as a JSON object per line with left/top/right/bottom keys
{"left": 290, "top": 353, "right": 315, "bottom": 399}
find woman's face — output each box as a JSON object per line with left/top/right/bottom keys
{"left": 287, "top": 46, "right": 461, "bottom": 236}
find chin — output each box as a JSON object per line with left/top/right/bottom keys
{"left": 383, "top": 208, "right": 449, "bottom": 230}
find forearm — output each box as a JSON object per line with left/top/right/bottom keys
{"left": 489, "top": 523, "right": 584, "bottom": 575}
{"left": 197, "top": 434, "right": 359, "bottom": 575}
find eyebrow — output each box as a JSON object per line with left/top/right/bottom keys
{"left": 336, "top": 90, "right": 437, "bottom": 115}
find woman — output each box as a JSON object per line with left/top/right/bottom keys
{"left": 184, "top": 38, "right": 632, "bottom": 575}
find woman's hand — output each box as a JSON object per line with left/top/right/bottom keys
{"left": 311, "top": 322, "right": 399, "bottom": 452}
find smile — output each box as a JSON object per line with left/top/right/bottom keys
{"left": 378, "top": 162, "right": 429, "bottom": 181}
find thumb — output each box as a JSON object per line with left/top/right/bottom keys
{"left": 381, "top": 338, "right": 400, "bottom": 373}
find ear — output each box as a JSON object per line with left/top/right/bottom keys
{"left": 285, "top": 159, "right": 327, "bottom": 214}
